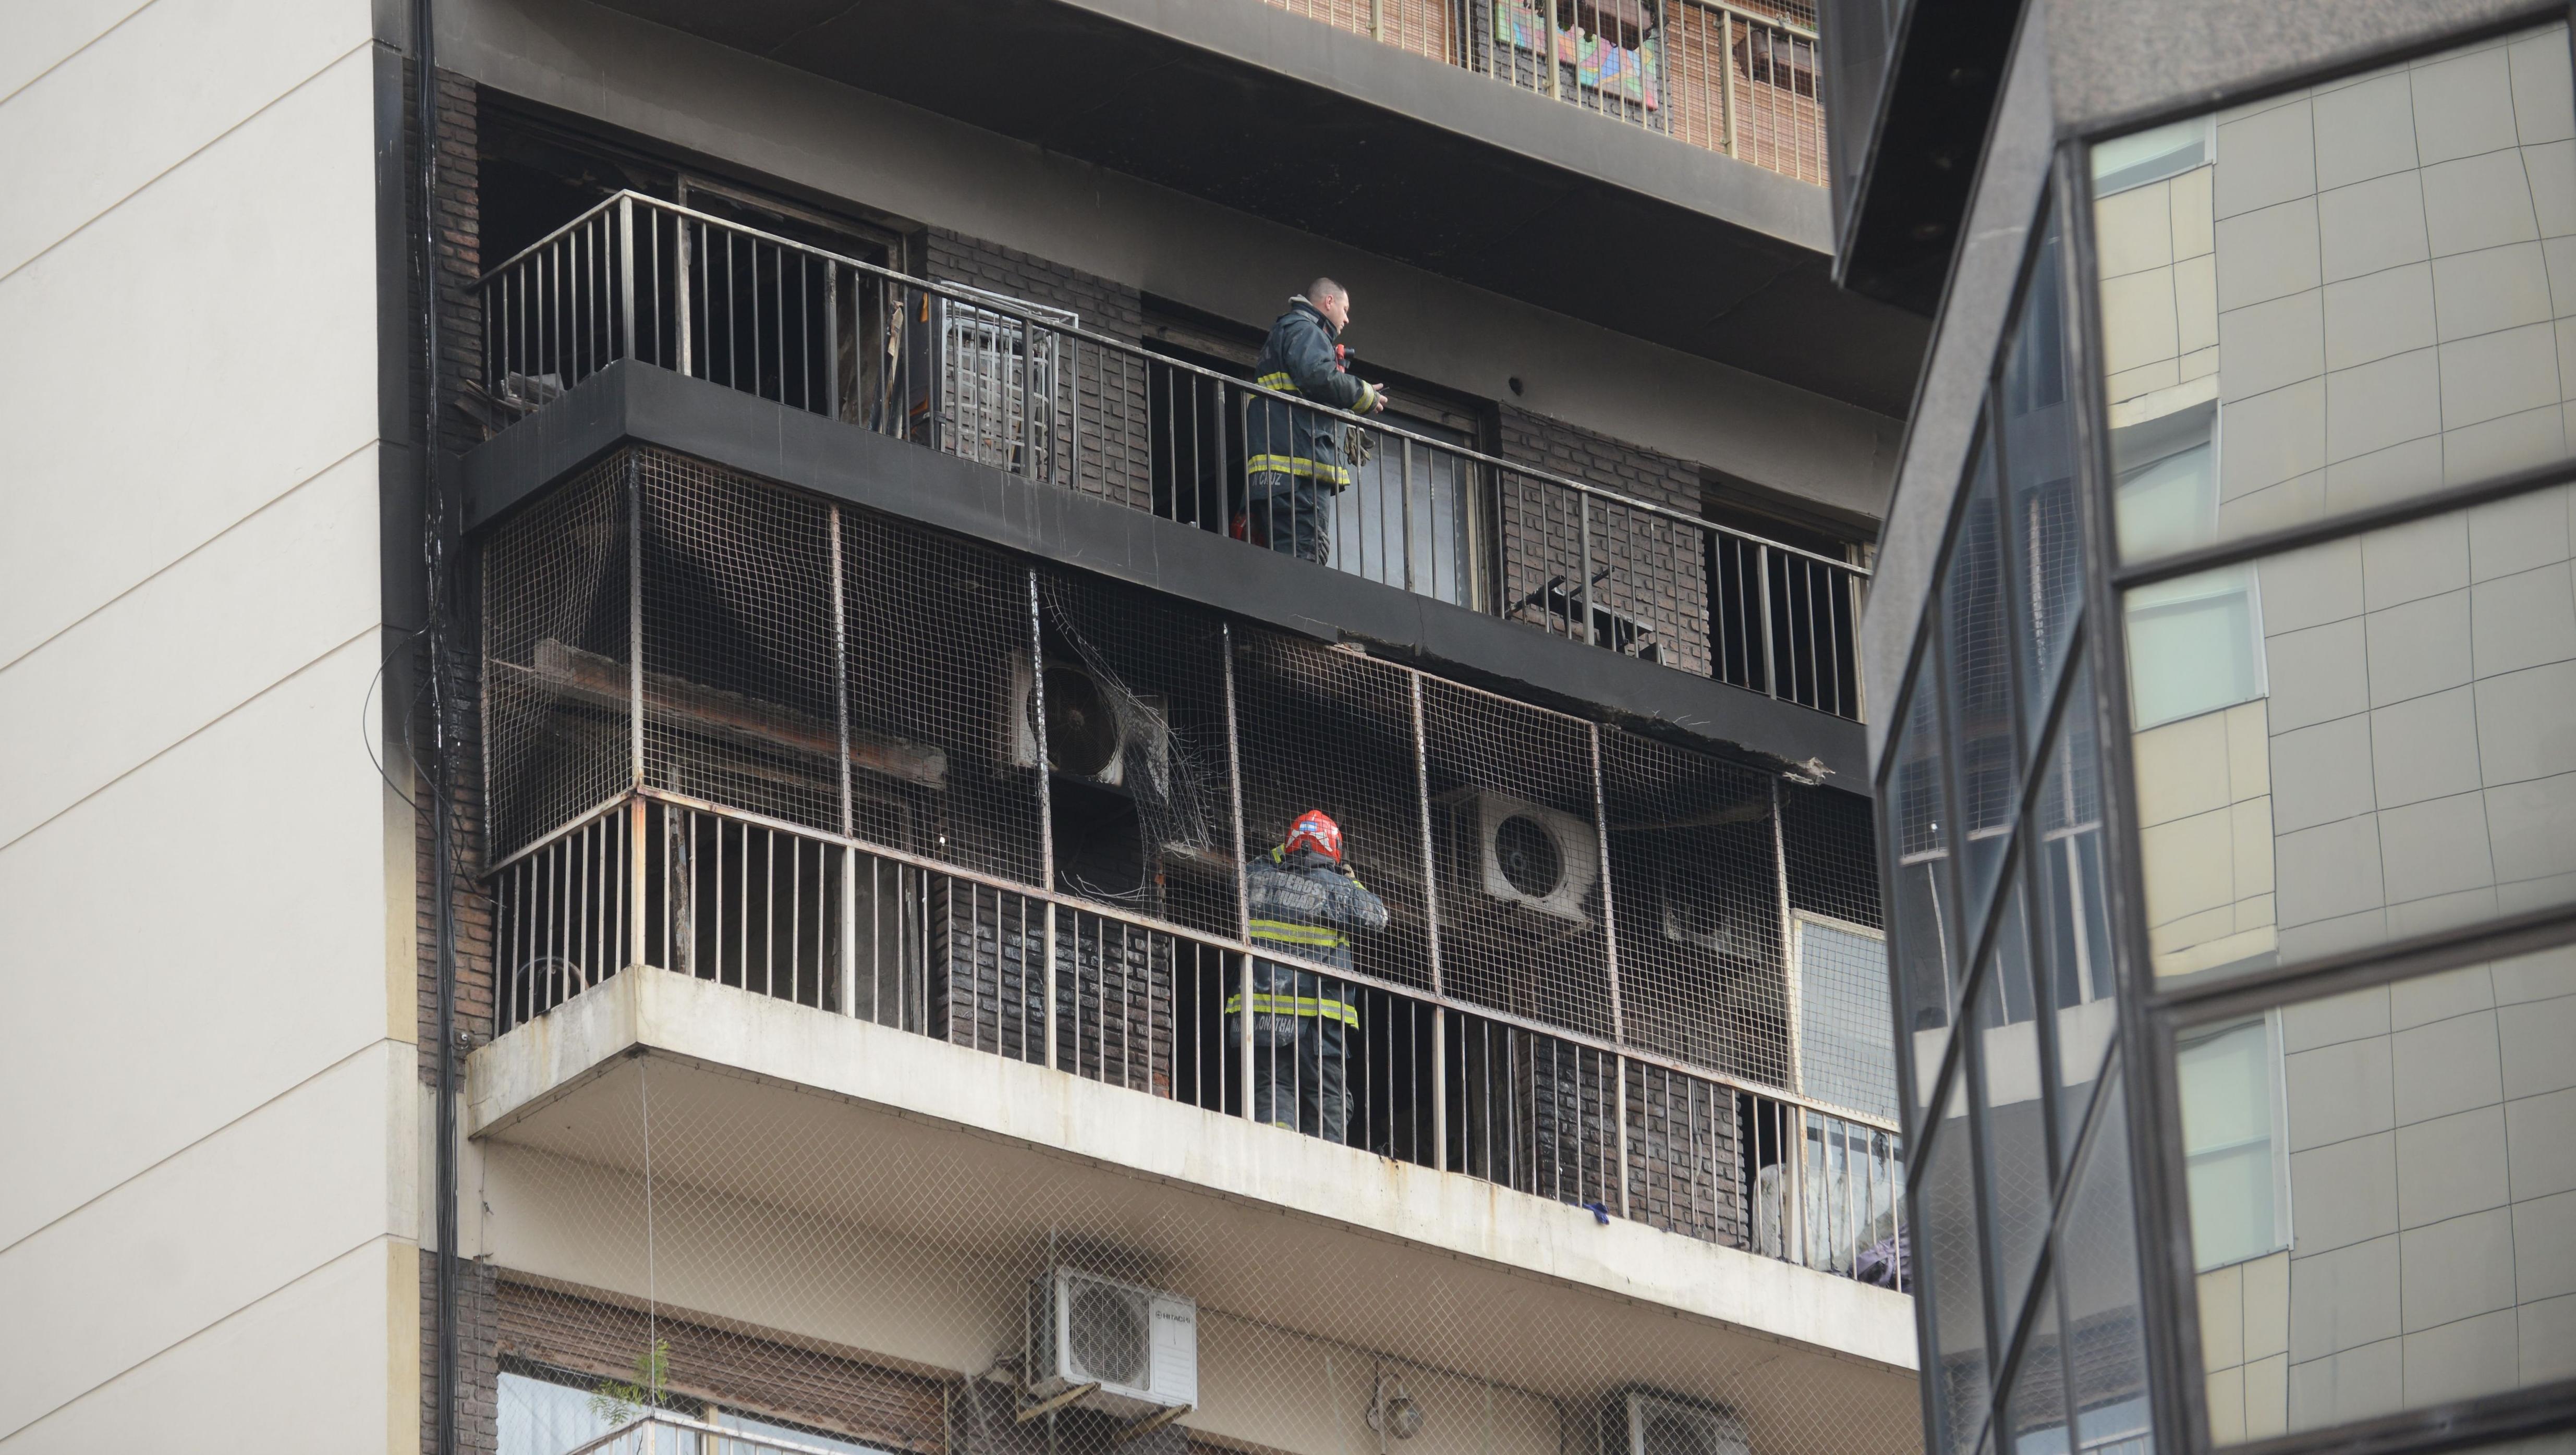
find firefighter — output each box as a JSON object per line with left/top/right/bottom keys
{"left": 1231, "top": 810, "right": 1388, "bottom": 1143}
{"left": 1242, "top": 278, "right": 1387, "bottom": 565}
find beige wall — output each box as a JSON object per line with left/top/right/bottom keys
{"left": 0, "top": 1, "right": 414, "bottom": 1448}
{"left": 2130, "top": 702, "right": 2276, "bottom": 977}
{"left": 2201, "top": 948, "right": 2576, "bottom": 1435}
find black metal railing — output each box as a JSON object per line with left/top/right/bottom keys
{"left": 473, "top": 192, "right": 1868, "bottom": 720}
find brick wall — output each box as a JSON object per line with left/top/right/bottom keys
{"left": 1256, "top": 0, "right": 1460, "bottom": 65}
{"left": 425, "top": 1251, "right": 503, "bottom": 1455}
{"left": 497, "top": 1280, "right": 953, "bottom": 1452}
{"left": 1494, "top": 407, "right": 1713, "bottom": 675}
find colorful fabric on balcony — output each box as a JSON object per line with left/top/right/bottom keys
{"left": 1494, "top": 3, "right": 1661, "bottom": 108}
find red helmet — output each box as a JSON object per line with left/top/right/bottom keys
{"left": 1284, "top": 810, "right": 1343, "bottom": 862}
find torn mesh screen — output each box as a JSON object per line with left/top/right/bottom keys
{"left": 483, "top": 455, "right": 631, "bottom": 860}
{"left": 1597, "top": 731, "right": 1785, "bottom": 1086}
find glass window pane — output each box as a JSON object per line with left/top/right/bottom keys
{"left": 2177, "top": 1017, "right": 2287, "bottom": 1271}
{"left": 2125, "top": 492, "right": 2576, "bottom": 982}
{"left": 2088, "top": 24, "right": 2576, "bottom": 564}
{"left": 2186, "top": 944, "right": 2576, "bottom": 1444}
{"left": 2001, "top": 204, "right": 2084, "bottom": 737}
{"left": 1948, "top": 433, "right": 2018, "bottom": 921}
{"left": 1921, "top": 1080, "right": 1992, "bottom": 1455}
{"left": 2058, "top": 1066, "right": 2151, "bottom": 1455}
{"left": 1891, "top": 642, "right": 1964, "bottom": 1121}
{"left": 1974, "top": 883, "right": 2052, "bottom": 1332}
{"left": 2006, "top": 1275, "right": 2071, "bottom": 1455}
{"left": 2033, "top": 658, "right": 2115, "bottom": 1176}
{"left": 1799, "top": 915, "right": 1900, "bottom": 1122}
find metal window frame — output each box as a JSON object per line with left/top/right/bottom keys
{"left": 1891, "top": 185, "right": 2108, "bottom": 1451}
{"left": 2052, "top": 9, "right": 2576, "bottom": 1453}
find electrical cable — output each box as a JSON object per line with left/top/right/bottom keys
{"left": 411, "top": 2, "right": 460, "bottom": 1450}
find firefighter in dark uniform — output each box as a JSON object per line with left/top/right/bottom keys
{"left": 1230, "top": 810, "right": 1388, "bottom": 1143}
{"left": 1242, "top": 278, "right": 1386, "bottom": 565}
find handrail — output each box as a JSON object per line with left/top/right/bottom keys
{"left": 491, "top": 789, "right": 1910, "bottom": 1288}
{"left": 473, "top": 191, "right": 1866, "bottom": 581}
{"left": 627, "top": 782, "right": 1901, "bottom": 1135}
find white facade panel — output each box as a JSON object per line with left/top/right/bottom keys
{"left": 0, "top": 633, "right": 402, "bottom": 1249}
{"left": 0, "top": 445, "right": 382, "bottom": 846}
{"left": 0, "top": 43, "right": 381, "bottom": 667}
{"left": 0, "top": 1043, "right": 409, "bottom": 1439}
{"left": 0, "top": 0, "right": 373, "bottom": 278}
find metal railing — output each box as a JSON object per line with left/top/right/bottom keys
{"left": 495, "top": 792, "right": 1903, "bottom": 1289}
{"left": 475, "top": 192, "right": 1867, "bottom": 720}
{"left": 1257, "top": 0, "right": 1826, "bottom": 184}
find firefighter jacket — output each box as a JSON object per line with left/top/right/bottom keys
{"left": 1246, "top": 299, "right": 1380, "bottom": 493}
{"left": 1242, "top": 845, "right": 1389, "bottom": 977}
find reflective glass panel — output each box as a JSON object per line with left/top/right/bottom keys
{"left": 2184, "top": 944, "right": 2576, "bottom": 1442}
{"left": 2127, "top": 490, "right": 2576, "bottom": 981}
{"left": 1921, "top": 1080, "right": 1992, "bottom": 1455}
{"left": 1948, "top": 434, "right": 2019, "bottom": 920}
{"left": 2088, "top": 25, "right": 2576, "bottom": 564}
{"left": 2001, "top": 204, "right": 2084, "bottom": 738}
{"left": 2006, "top": 1276, "right": 2071, "bottom": 1455}
{"left": 2179, "top": 1016, "right": 2288, "bottom": 1271}
{"left": 2033, "top": 659, "right": 2115, "bottom": 1176}
{"left": 2058, "top": 1066, "right": 2152, "bottom": 1455}
{"left": 1891, "top": 641, "right": 1964, "bottom": 1120}
{"left": 1974, "top": 882, "right": 2052, "bottom": 1331}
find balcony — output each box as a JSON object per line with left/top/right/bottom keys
{"left": 551, "top": 0, "right": 1928, "bottom": 412}
{"left": 470, "top": 439, "right": 1901, "bottom": 1279}
{"left": 1260, "top": 0, "right": 1825, "bottom": 183}
{"left": 470, "top": 193, "right": 1872, "bottom": 745}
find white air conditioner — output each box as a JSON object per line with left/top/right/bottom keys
{"left": 1010, "top": 653, "right": 1169, "bottom": 795}
{"left": 1027, "top": 1267, "right": 1198, "bottom": 1416}
{"left": 1623, "top": 1393, "right": 1748, "bottom": 1455}
{"left": 1439, "top": 789, "right": 1599, "bottom": 925}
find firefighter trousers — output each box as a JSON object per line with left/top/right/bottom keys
{"left": 1241, "top": 959, "right": 1351, "bottom": 1143}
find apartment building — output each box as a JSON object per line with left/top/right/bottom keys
{"left": 1828, "top": 3, "right": 2576, "bottom": 1455}
{"left": 0, "top": 2, "right": 1928, "bottom": 1452}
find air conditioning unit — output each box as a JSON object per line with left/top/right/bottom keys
{"left": 907, "top": 290, "right": 1076, "bottom": 471}
{"left": 1621, "top": 1393, "right": 1748, "bottom": 1455}
{"left": 1027, "top": 1267, "right": 1198, "bottom": 1416}
{"left": 1438, "top": 789, "right": 1599, "bottom": 925}
{"left": 1010, "top": 654, "right": 1170, "bottom": 796}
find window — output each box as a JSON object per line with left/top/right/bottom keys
{"left": 1700, "top": 482, "right": 1867, "bottom": 717}
{"left": 499, "top": 1365, "right": 896, "bottom": 1455}
{"left": 2174, "top": 1015, "right": 2289, "bottom": 1272}
{"left": 2121, "top": 565, "right": 2264, "bottom": 730}
{"left": 1794, "top": 913, "right": 1898, "bottom": 1121}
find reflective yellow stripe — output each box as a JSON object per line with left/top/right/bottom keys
{"left": 1223, "top": 992, "right": 1360, "bottom": 1026}
{"left": 1249, "top": 918, "right": 1344, "bottom": 947}
{"left": 1244, "top": 453, "right": 1353, "bottom": 487}
{"left": 1256, "top": 372, "right": 1298, "bottom": 392}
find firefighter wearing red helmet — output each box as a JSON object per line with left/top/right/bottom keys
{"left": 1229, "top": 809, "right": 1388, "bottom": 1143}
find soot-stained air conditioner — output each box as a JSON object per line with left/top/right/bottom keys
{"left": 1026, "top": 1267, "right": 1198, "bottom": 1416}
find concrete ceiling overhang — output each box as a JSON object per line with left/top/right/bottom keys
{"left": 581, "top": 0, "right": 1930, "bottom": 415}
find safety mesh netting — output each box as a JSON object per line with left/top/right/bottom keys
{"left": 469, "top": 1053, "right": 1923, "bottom": 1455}
{"left": 482, "top": 449, "right": 1895, "bottom": 1111}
